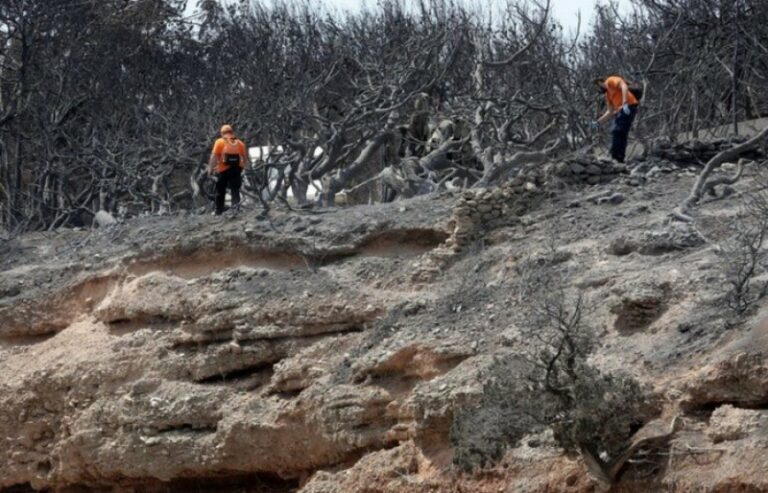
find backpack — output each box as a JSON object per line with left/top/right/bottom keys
{"left": 222, "top": 139, "right": 242, "bottom": 167}
{"left": 628, "top": 85, "right": 644, "bottom": 102}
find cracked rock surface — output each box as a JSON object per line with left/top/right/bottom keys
{"left": 3, "top": 173, "right": 768, "bottom": 492}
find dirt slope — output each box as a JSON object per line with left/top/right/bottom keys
{"left": 2, "top": 161, "right": 768, "bottom": 493}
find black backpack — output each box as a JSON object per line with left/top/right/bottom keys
{"left": 629, "top": 85, "right": 644, "bottom": 102}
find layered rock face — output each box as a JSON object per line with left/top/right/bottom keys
{"left": 2, "top": 165, "right": 768, "bottom": 492}
{"left": 0, "top": 199, "right": 470, "bottom": 492}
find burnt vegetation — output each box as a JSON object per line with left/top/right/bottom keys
{"left": 719, "top": 178, "right": 768, "bottom": 316}
{"left": 3, "top": 2, "right": 768, "bottom": 489}
{"left": 1, "top": 0, "right": 767, "bottom": 233}
{"left": 451, "top": 251, "right": 653, "bottom": 482}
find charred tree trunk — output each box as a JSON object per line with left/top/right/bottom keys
{"left": 321, "top": 130, "right": 394, "bottom": 206}
{"left": 673, "top": 126, "right": 768, "bottom": 221}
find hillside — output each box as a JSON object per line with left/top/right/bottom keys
{"left": 2, "top": 152, "right": 768, "bottom": 493}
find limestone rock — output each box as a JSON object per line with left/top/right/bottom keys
{"left": 682, "top": 353, "right": 768, "bottom": 410}
{"left": 3, "top": 167, "right": 768, "bottom": 493}
{"left": 707, "top": 405, "right": 764, "bottom": 443}
{"left": 93, "top": 210, "right": 117, "bottom": 228}
{"left": 610, "top": 282, "right": 670, "bottom": 334}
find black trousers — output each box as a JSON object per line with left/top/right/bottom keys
{"left": 610, "top": 105, "right": 638, "bottom": 163}
{"left": 215, "top": 166, "right": 242, "bottom": 215}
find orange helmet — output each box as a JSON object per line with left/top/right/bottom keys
{"left": 220, "top": 124, "right": 234, "bottom": 136}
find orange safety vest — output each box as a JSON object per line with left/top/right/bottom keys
{"left": 212, "top": 138, "right": 246, "bottom": 173}
{"left": 604, "top": 76, "right": 639, "bottom": 110}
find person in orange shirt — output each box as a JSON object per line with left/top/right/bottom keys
{"left": 209, "top": 124, "right": 248, "bottom": 215}
{"left": 591, "top": 76, "right": 640, "bottom": 163}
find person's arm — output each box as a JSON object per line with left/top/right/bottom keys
{"left": 620, "top": 80, "right": 630, "bottom": 106}
{"left": 596, "top": 106, "right": 614, "bottom": 125}
{"left": 208, "top": 153, "right": 218, "bottom": 176}
{"left": 209, "top": 140, "right": 222, "bottom": 175}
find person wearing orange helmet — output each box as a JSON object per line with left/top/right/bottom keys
{"left": 591, "top": 76, "right": 640, "bottom": 163}
{"left": 209, "top": 124, "right": 248, "bottom": 215}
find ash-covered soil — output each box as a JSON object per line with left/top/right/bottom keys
{"left": 2, "top": 163, "right": 768, "bottom": 493}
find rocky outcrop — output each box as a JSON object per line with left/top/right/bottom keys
{"left": 611, "top": 282, "right": 671, "bottom": 334}
{"left": 682, "top": 352, "right": 768, "bottom": 410}
{"left": 3, "top": 170, "right": 768, "bottom": 493}
{"left": 607, "top": 223, "right": 706, "bottom": 257}
{"left": 0, "top": 199, "right": 468, "bottom": 492}
{"left": 550, "top": 155, "right": 629, "bottom": 185}
{"left": 649, "top": 136, "right": 764, "bottom": 164}
{"left": 411, "top": 177, "right": 543, "bottom": 283}
{"left": 707, "top": 405, "right": 765, "bottom": 443}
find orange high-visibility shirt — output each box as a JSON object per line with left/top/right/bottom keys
{"left": 212, "top": 138, "right": 247, "bottom": 173}
{"left": 604, "top": 76, "right": 638, "bottom": 110}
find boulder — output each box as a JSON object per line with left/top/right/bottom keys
{"left": 93, "top": 210, "right": 117, "bottom": 228}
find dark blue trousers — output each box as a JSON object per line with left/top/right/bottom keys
{"left": 610, "top": 105, "right": 638, "bottom": 163}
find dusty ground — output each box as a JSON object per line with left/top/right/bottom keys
{"left": 2, "top": 157, "right": 768, "bottom": 493}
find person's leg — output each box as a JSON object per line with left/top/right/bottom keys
{"left": 229, "top": 167, "right": 242, "bottom": 208}
{"left": 619, "top": 107, "right": 638, "bottom": 162}
{"left": 610, "top": 108, "right": 636, "bottom": 163}
{"left": 215, "top": 171, "right": 228, "bottom": 215}
{"left": 610, "top": 129, "right": 629, "bottom": 163}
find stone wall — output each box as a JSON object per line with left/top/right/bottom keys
{"left": 550, "top": 156, "right": 629, "bottom": 185}
{"left": 411, "top": 175, "right": 544, "bottom": 283}
{"left": 447, "top": 174, "right": 544, "bottom": 251}
{"left": 649, "top": 136, "right": 764, "bottom": 164}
